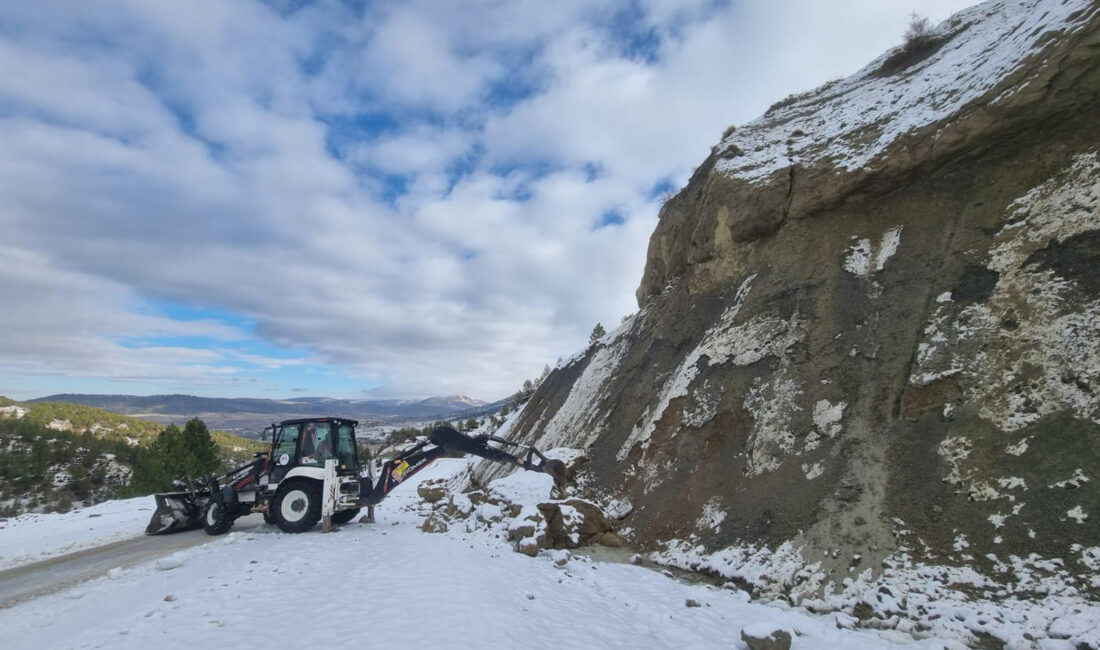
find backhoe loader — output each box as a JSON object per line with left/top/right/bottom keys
{"left": 145, "top": 418, "right": 566, "bottom": 536}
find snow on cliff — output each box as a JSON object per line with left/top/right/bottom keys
{"left": 715, "top": 0, "right": 1097, "bottom": 184}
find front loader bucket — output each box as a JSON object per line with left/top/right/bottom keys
{"left": 145, "top": 492, "right": 206, "bottom": 535}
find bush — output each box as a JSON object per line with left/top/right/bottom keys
{"left": 384, "top": 427, "right": 421, "bottom": 448}
{"left": 873, "top": 12, "right": 946, "bottom": 77}
{"left": 904, "top": 13, "right": 932, "bottom": 50}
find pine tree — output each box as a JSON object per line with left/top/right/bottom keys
{"left": 589, "top": 322, "right": 607, "bottom": 345}
{"left": 128, "top": 419, "right": 221, "bottom": 495}
{"left": 180, "top": 418, "right": 219, "bottom": 478}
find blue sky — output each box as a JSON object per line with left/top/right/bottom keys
{"left": 0, "top": 0, "right": 975, "bottom": 401}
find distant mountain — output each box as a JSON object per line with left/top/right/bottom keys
{"left": 412, "top": 395, "right": 487, "bottom": 411}
{"left": 29, "top": 393, "right": 497, "bottom": 436}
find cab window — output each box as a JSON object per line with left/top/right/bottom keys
{"left": 300, "top": 422, "right": 333, "bottom": 465}
{"left": 336, "top": 424, "right": 359, "bottom": 471}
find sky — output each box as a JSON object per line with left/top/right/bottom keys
{"left": 0, "top": 0, "right": 977, "bottom": 402}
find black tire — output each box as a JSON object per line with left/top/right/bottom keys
{"left": 263, "top": 510, "right": 275, "bottom": 525}
{"left": 331, "top": 508, "right": 360, "bottom": 525}
{"left": 202, "top": 499, "right": 234, "bottom": 536}
{"left": 272, "top": 480, "right": 322, "bottom": 533}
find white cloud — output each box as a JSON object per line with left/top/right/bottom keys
{"left": 349, "top": 125, "right": 475, "bottom": 177}
{"left": 0, "top": 0, "right": 977, "bottom": 400}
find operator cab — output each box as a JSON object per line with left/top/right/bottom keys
{"left": 266, "top": 417, "right": 360, "bottom": 482}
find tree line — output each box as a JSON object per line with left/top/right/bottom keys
{"left": 0, "top": 415, "right": 241, "bottom": 516}
{"left": 0, "top": 416, "right": 139, "bottom": 515}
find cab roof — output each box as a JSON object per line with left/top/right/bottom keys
{"left": 277, "top": 417, "right": 359, "bottom": 427}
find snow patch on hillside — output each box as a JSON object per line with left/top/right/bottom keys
{"left": 804, "top": 399, "right": 846, "bottom": 452}
{"left": 539, "top": 312, "right": 640, "bottom": 451}
{"left": 0, "top": 405, "right": 28, "bottom": 419}
{"left": 617, "top": 275, "right": 757, "bottom": 462}
{"left": 910, "top": 151, "right": 1100, "bottom": 431}
{"left": 696, "top": 498, "right": 727, "bottom": 531}
{"left": 743, "top": 371, "right": 802, "bottom": 476}
{"left": 715, "top": 0, "right": 1097, "bottom": 185}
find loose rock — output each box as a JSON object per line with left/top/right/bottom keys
{"left": 740, "top": 625, "right": 792, "bottom": 650}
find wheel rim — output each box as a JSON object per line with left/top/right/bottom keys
{"left": 281, "top": 489, "right": 310, "bottom": 523}
{"left": 206, "top": 502, "right": 220, "bottom": 526}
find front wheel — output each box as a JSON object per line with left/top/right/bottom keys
{"left": 272, "top": 481, "right": 322, "bottom": 533}
{"left": 202, "top": 499, "right": 234, "bottom": 536}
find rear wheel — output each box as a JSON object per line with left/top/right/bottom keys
{"left": 272, "top": 481, "right": 322, "bottom": 533}
{"left": 331, "top": 508, "right": 360, "bottom": 525}
{"left": 202, "top": 499, "right": 234, "bottom": 536}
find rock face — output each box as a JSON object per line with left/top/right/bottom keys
{"left": 477, "top": 0, "right": 1100, "bottom": 594}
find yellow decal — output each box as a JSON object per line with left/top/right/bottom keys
{"left": 394, "top": 460, "right": 410, "bottom": 476}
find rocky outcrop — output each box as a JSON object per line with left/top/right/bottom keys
{"left": 418, "top": 474, "right": 623, "bottom": 558}
{"left": 474, "top": 0, "right": 1100, "bottom": 607}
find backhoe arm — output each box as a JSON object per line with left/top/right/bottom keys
{"left": 362, "top": 426, "right": 567, "bottom": 506}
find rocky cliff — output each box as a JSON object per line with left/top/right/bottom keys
{"left": 475, "top": 0, "right": 1100, "bottom": 607}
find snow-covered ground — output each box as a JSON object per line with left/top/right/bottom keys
{"left": 0, "top": 460, "right": 972, "bottom": 649}
{"left": 0, "top": 497, "right": 155, "bottom": 571}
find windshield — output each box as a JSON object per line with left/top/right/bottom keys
{"left": 272, "top": 424, "right": 300, "bottom": 465}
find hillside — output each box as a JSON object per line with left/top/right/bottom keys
{"left": 0, "top": 397, "right": 266, "bottom": 516}
{"left": 463, "top": 0, "right": 1100, "bottom": 645}
{"left": 4, "top": 397, "right": 162, "bottom": 443}
{"left": 30, "top": 393, "right": 496, "bottom": 435}
{"left": 0, "top": 418, "right": 135, "bottom": 517}
{"left": 2, "top": 396, "right": 262, "bottom": 454}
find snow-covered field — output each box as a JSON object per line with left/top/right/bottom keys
{"left": 0, "top": 497, "right": 155, "bottom": 571}
{"left": 0, "top": 461, "right": 969, "bottom": 650}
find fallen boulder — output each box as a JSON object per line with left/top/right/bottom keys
{"left": 740, "top": 625, "right": 792, "bottom": 650}
{"left": 420, "top": 513, "right": 448, "bottom": 534}
{"left": 416, "top": 480, "right": 447, "bottom": 504}
{"left": 536, "top": 499, "right": 617, "bottom": 549}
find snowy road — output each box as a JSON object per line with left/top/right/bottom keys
{"left": 0, "top": 496, "right": 164, "bottom": 571}
{"left": 0, "top": 516, "right": 264, "bottom": 609}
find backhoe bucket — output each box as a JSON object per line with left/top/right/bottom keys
{"left": 542, "top": 459, "right": 568, "bottom": 493}
{"left": 145, "top": 491, "right": 206, "bottom": 535}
